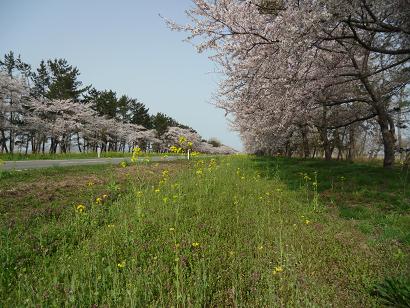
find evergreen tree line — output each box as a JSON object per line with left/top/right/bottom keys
{"left": 0, "top": 51, "right": 197, "bottom": 154}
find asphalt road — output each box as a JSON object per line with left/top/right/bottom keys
{"left": 0, "top": 156, "right": 186, "bottom": 171}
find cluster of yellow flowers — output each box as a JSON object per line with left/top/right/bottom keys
{"left": 302, "top": 173, "right": 311, "bottom": 181}
{"left": 272, "top": 266, "right": 284, "bottom": 275}
{"left": 169, "top": 145, "right": 182, "bottom": 154}
{"left": 95, "top": 194, "right": 109, "bottom": 205}
{"left": 301, "top": 215, "right": 312, "bottom": 225}
{"left": 155, "top": 169, "right": 170, "bottom": 191}
{"left": 131, "top": 146, "right": 142, "bottom": 163}
{"left": 208, "top": 158, "right": 217, "bottom": 169}
{"left": 236, "top": 167, "right": 245, "bottom": 180}
{"left": 299, "top": 172, "right": 319, "bottom": 188}
{"left": 169, "top": 136, "right": 195, "bottom": 154}
{"left": 179, "top": 136, "right": 193, "bottom": 148}
{"left": 75, "top": 204, "right": 86, "bottom": 213}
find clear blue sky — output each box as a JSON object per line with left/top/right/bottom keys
{"left": 0, "top": 0, "right": 242, "bottom": 150}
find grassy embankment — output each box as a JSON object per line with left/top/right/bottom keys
{"left": 0, "top": 156, "right": 409, "bottom": 306}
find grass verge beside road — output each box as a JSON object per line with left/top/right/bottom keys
{"left": 0, "top": 152, "right": 185, "bottom": 161}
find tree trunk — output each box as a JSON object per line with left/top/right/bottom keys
{"left": 347, "top": 125, "right": 357, "bottom": 162}
{"left": 1, "top": 130, "right": 8, "bottom": 153}
{"left": 319, "top": 127, "right": 332, "bottom": 160}
{"left": 377, "top": 110, "right": 396, "bottom": 168}
{"left": 77, "top": 133, "right": 82, "bottom": 153}
{"left": 25, "top": 137, "right": 29, "bottom": 155}
{"left": 300, "top": 125, "right": 310, "bottom": 158}
{"left": 9, "top": 128, "right": 14, "bottom": 154}
{"left": 319, "top": 104, "right": 333, "bottom": 160}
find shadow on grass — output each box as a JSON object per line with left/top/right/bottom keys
{"left": 250, "top": 156, "right": 410, "bottom": 245}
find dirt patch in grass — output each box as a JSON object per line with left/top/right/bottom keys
{"left": 1, "top": 161, "right": 188, "bottom": 226}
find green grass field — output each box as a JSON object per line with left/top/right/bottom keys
{"left": 1, "top": 156, "right": 409, "bottom": 306}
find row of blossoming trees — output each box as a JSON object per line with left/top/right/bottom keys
{"left": 0, "top": 54, "right": 235, "bottom": 155}
{"left": 169, "top": 0, "right": 410, "bottom": 167}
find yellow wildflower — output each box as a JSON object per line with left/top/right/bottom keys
{"left": 258, "top": 245, "right": 264, "bottom": 250}
{"left": 95, "top": 197, "right": 102, "bottom": 204}
{"left": 169, "top": 227, "right": 175, "bottom": 232}
{"left": 303, "top": 174, "right": 311, "bottom": 181}
{"left": 179, "top": 136, "right": 187, "bottom": 144}
{"left": 87, "top": 181, "right": 94, "bottom": 187}
{"left": 208, "top": 159, "right": 217, "bottom": 168}
{"left": 76, "top": 204, "right": 86, "bottom": 213}
{"left": 154, "top": 188, "right": 160, "bottom": 193}
{"left": 107, "top": 224, "right": 115, "bottom": 228}
{"left": 117, "top": 260, "right": 126, "bottom": 269}
{"left": 305, "top": 219, "right": 311, "bottom": 225}
{"left": 131, "top": 146, "right": 142, "bottom": 163}
{"left": 102, "top": 194, "right": 108, "bottom": 199}
{"left": 120, "top": 161, "right": 127, "bottom": 168}
{"left": 192, "top": 242, "right": 200, "bottom": 248}
{"left": 196, "top": 169, "right": 203, "bottom": 176}
{"left": 273, "top": 266, "right": 284, "bottom": 275}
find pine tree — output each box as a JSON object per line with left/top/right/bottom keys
{"left": 32, "top": 60, "right": 50, "bottom": 98}
{"left": 129, "top": 99, "right": 152, "bottom": 128}
{"left": 47, "top": 58, "right": 90, "bottom": 101}
{"left": 0, "top": 51, "right": 16, "bottom": 77}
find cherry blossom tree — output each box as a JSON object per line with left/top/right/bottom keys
{"left": 168, "top": 0, "right": 409, "bottom": 167}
